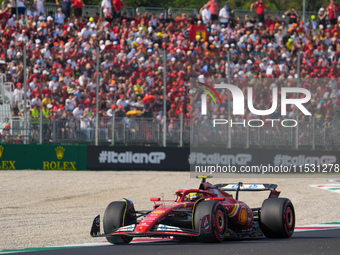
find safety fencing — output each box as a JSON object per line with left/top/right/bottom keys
{"left": 191, "top": 120, "right": 340, "bottom": 150}
{"left": 1, "top": 115, "right": 340, "bottom": 150}
{"left": 168, "top": 8, "right": 198, "bottom": 19}
{"left": 233, "top": 9, "right": 317, "bottom": 23}
{"left": 22, "top": 4, "right": 317, "bottom": 22}
{"left": 25, "top": 3, "right": 101, "bottom": 17}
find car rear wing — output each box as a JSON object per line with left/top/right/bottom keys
{"left": 213, "top": 183, "right": 278, "bottom": 191}
{"left": 211, "top": 182, "right": 280, "bottom": 200}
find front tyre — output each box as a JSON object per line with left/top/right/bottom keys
{"left": 260, "top": 198, "right": 295, "bottom": 238}
{"left": 103, "top": 201, "right": 135, "bottom": 244}
{"left": 194, "top": 201, "right": 227, "bottom": 243}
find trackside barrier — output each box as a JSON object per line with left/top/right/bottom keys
{"left": 87, "top": 146, "right": 340, "bottom": 172}
{"left": 136, "top": 7, "right": 167, "bottom": 18}
{"left": 0, "top": 144, "right": 87, "bottom": 170}
{"left": 87, "top": 146, "right": 189, "bottom": 170}
{"left": 0, "top": 145, "right": 338, "bottom": 171}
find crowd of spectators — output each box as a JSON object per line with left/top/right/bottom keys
{"left": 0, "top": 0, "right": 340, "bottom": 142}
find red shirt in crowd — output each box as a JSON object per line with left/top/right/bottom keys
{"left": 206, "top": 0, "right": 219, "bottom": 15}
{"left": 41, "top": 87, "right": 52, "bottom": 98}
{"left": 74, "top": 0, "right": 83, "bottom": 9}
{"left": 253, "top": 1, "right": 266, "bottom": 15}
{"left": 112, "top": 0, "right": 123, "bottom": 12}
{"left": 327, "top": 4, "right": 338, "bottom": 20}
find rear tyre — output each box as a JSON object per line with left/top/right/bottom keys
{"left": 194, "top": 201, "right": 227, "bottom": 243}
{"left": 103, "top": 201, "right": 135, "bottom": 244}
{"left": 260, "top": 198, "right": 295, "bottom": 238}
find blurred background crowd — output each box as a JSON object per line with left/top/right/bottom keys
{"left": 0, "top": 0, "right": 340, "bottom": 145}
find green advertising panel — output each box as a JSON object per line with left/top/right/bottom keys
{"left": 0, "top": 145, "right": 87, "bottom": 170}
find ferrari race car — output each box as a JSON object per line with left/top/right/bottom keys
{"left": 90, "top": 176, "right": 295, "bottom": 243}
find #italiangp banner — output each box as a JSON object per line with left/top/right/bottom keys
{"left": 0, "top": 144, "right": 87, "bottom": 170}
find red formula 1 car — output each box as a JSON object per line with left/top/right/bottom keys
{"left": 90, "top": 176, "right": 295, "bottom": 244}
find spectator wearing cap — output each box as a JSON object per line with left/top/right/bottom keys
{"left": 41, "top": 43, "right": 51, "bottom": 59}
{"left": 201, "top": 4, "right": 211, "bottom": 25}
{"left": 146, "top": 72, "right": 154, "bottom": 86}
{"left": 54, "top": 8, "right": 65, "bottom": 25}
{"left": 27, "top": 6, "right": 38, "bottom": 18}
{"left": 250, "top": 0, "right": 267, "bottom": 23}
{"left": 307, "top": 15, "right": 317, "bottom": 30}
{"left": 285, "top": 38, "right": 294, "bottom": 51}
{"left": 116, "top": 94, "right": 127, "bottom": 109}
{"left": 89, "top": 23, "right": 97, "bottom": 37}
{"left": 327, "top": 0, "right": 338, "bottom": 25}
{"left": 14, "top": 83, "right": 24, "bottom": 103}
{"left": 219, "top": 4, "right": 229, "bottom": 27}
{"left": 74, "top": 86, "right": 83, "bottom": 99}
{"left": 264, "top": 14, "right": 274, "bottom": 28}
{"left": 249, "top": 29, "right": 260, "bottom": 42}
{"left": 63, "top": 72, "right": 72, "bottom": 86}
{"left": 49, "top": 76, "right": 59, "bottom": 90}
{"left": 318, "top": 7, "right": 327, "bottom": 27}
{"left": 284, "top": 8, "right": 299, "bottom": 27}
{"left": 266, "top": 60, "right": 275, "bottom": 76}
{"left": 56, "top": 0, "right": 71, "bottom": 18}
{"left": 18, "top": 14, "right": 25, "bottom": 26}
{"left": 80, "top": 22, "right": 91, "bottom": 39}
{"left": 34, "top": 0, "right": 45, "bottom": 16}
{"left": 79, "top": 71, "right": 89, "bottom": 86}
{"left": 72, "top": 0, "right": 85, "bottom": 19}
{"left": 158, "top": 13, "right": 166, "bottom": 25}
{"left": 7, "top": 14, "right": 15, "bottom": 27}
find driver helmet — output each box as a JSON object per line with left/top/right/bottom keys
{"left": 189, "top": 192, "right": 204, "bottom": 201}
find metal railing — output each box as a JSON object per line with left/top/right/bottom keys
{"left": 168, "top": 8, "right": 198, "bottom": 19}
{"left": 136, "top": 7, "right": 167, "bottom": 18}
{"left": 121, "top": 6, "right": 136, "bottom": 18}
{"left": 190, "top": 119, "right": 340, "bottom": 150}
{"left": 1, "top": 115, "right": 340, "bottom": 149}
{"left": 26, "top": 3, "right": 101, "bottom": 17}
{"left": 233, "top": 9, "right": 317, "bottom": 22}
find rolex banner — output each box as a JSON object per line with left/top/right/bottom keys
{"left": 0, "top": 145, "right": 87, "bottom": 170}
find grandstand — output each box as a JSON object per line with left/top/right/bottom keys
{"left": 0, "top": 2, "right": 339, "bottom": 148}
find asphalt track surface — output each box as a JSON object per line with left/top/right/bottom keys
{"left": 7, "top": 229, "right": 340, "bottom": 255}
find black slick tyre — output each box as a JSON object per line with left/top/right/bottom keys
{"left": 103, "top": 201, "right": 135, "bottom": 244}
{"left": 260, "top": 198, "right": 295, "bottom": 238}
{"left": 194, "top": 201, "right": 227, "bottom": 243}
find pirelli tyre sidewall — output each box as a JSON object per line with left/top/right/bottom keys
{"left": 260, "top": 198, "right": 295, "bottom": 238}
{"left": 103, "top": 200, "right": 135, "bottom": 244}
{"left": 194, "top": 200, "right": 227, "bottom": 243}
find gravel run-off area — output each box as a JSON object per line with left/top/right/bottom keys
{"left": 1, "top": 170, "right": 340, "bottom": 251}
